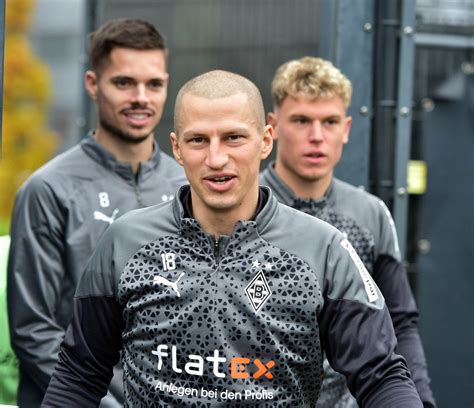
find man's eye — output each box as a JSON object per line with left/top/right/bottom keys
{"left": 189, "top": 137, "right": 205, "bottom": 144}
{"left": 114, "top": 78, "right": 132, "bottom": 88}
{"left": 325, "top": 119, "right": 339, "bottom": 126}
{"left": 227, "top": 134, "right": 243, "bottom": 141}
{"left": 149, "top": 80, "right": 164, "bottom": 89}
{"left": 293, "top": 117, "right": 309, "bottom": 124}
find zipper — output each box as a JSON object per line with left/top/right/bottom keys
{"left": 134, "top": 182, "right": 142, "bottom": 206}
{"left": 211, "top": 235, "right": 228, "bottom": 263}
{"left": 213, "top": 237, "right": 220, "bottom": 259}
{"left": 133, "top": 172, "right": 143, "bottom": 207}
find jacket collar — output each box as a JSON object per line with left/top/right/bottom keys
{"left": 261, "top": 161, "right": 336, "bottom": 213}
{"left": 172, "top": 185, "right": 277, "bottom": 237}
{"left": 80, "top": 131, "right": 162, "bottom": 183}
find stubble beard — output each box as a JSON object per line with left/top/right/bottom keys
{"left": 99, "top": 116, "right": 153, "bottom": 145}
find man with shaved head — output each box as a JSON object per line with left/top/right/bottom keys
{"left": 43, "top": 70, "right": 422, "bottom": 407}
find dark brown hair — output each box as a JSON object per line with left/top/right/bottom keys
{"left": 88, "top": 18, "right": 167, "bottom": 73}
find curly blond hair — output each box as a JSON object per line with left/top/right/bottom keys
{"left": 271, "top": 57, "right": 352, "bottom": 110}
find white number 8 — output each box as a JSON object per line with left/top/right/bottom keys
{"left": 99, "top": 192, "right": 110, "bottom": 208}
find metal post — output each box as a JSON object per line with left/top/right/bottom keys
{"left": 320, "top": 0, "right": 375, "bottom": 189}
{"left": 393, "top": 0, "right": 416, "bottom": 258}
{"left": 371, "top": 1, "right": 400, "bottom": 204}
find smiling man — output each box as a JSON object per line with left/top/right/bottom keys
{"left": 7, "top": 19, "right": 186, "bottom": 407}
{"left": 260, "top": 56, "right": 435, "bottom": 407}
{"left": 42, "top": 70, "right": 422, "bottom": 407}
{"left": 170, "top": 80, "right": 271, "bottom": 235}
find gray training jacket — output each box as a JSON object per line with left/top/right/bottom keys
{"left": 42, "top": 186, "right": 422, "bottom": 407}
{"left": 7, "top": 134, "right": 186, "bottom": 407}
{"left": 260, "top": 163, "right": 435, "bottom": 408}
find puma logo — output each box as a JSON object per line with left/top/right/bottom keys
{"left": 153, "top": 272, "right": 185, "bottom": 297}
{"left": 94, "top": 208, "right": 119, "bottom": 225}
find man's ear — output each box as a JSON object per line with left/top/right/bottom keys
{"left": 85, "top": 70, "right": 98, "bottom": 101}
{"left": 261, "top": 125, "right": 274, "bottom": 160}
{"left": 170, "top": 132, "right": 184, "bottom": 166}
{"left": 343, "top": 116, "right": 352, "bottom": 144}
{"left": 267, "top": 112, "right": 278, "bottom": 140}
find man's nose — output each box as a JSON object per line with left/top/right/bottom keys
{"left": 206, "top": 141, "right": 228, "bottom": 169}
{"left": 309, "top": 121, "right": 324, "bottom": 142}
{"left": 131, "top": 84, "right": 150, "bottom": 106}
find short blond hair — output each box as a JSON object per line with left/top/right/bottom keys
{"left": 174, "top": 70, "right": 265, "bottom": 134}
{"left": 271, "top": 56, "right": 352, "bottom": 110}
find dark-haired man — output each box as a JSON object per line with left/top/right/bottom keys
{"left": 43, "top": 70, "right": 422, "bottom": 407}
{"left": 8, "top": 19, "right": 186, "bottom": 407}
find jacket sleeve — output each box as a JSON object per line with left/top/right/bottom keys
{"left": 41, "top": 296, "right": 124, "bottom": 407}
{"left": 373, "top": 255, "right": 436, "bottom": 407}
{"left": 42, "top": 219, "right": 126, "bottom": 407}
{"left": 373, "top": 199, "right": 436, "bottom": 407}
{"left": 318, "top": 237, "right": 423, "bottom": 408}
{"left": 7, "top": 177, "right": 67, "bottom": 393}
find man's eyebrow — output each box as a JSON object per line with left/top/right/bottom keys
{"left": 221, "top": 127, "right": 251, "bottom": 135}
{"left": 110, "top": 75, "right": 134, "bottom": 81}
{"left": 149, "top": 75, "right": 168, "bottom": 81}
{"left": 109, "top": 75, "right": 168, "bottom": 81}
{"left": 181, "top": 127, "right": 251, "bottom": 139}
{"left": 289, "top": 113, "right": 310, "bottom": 118}
{"left": 182, "top": 130, "right": 207, "bottom": 139}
